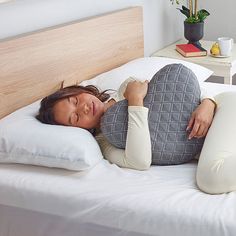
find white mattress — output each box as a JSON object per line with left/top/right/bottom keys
{"left": 1, "top": 82, "right": 236, "bottom": 236}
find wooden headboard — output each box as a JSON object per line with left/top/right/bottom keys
{"left": 0, "top": 7, "right": 143, "bottom": 119}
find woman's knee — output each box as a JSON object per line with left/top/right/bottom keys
{"left": 196, "top": 158, "right": 236, "bottom": 194}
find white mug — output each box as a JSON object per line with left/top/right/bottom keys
{"left": 217, "top": 37, "right": 234, "bottom": 56}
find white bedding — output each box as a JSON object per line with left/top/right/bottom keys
{"left": 1, "top": 82, "right": 236, "bottom": 236}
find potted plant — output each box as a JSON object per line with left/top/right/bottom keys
{"left": 170, "top": 0, "right": 210, "bottom": 47}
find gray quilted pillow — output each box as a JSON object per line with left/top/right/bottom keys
{"left": 100, "top": 64, "right": 204, "bottom": 165}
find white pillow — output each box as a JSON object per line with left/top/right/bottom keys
{"left": 81, "top": 57, "right": 213, "bottom": 91}
{"left": 0, "top": 101, "right": 103, "bottom": 171}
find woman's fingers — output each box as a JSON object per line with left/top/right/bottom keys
{"left": 187, "top": 99, "right": 216, "bottom": 139}
{"left": 202, "top": 127, "right": 208, "bottom": 137}
{"left": 188, "top": 121, "right": 200, "bottom": 139}
{"left": 188, "top": 119, "right": 210, "bottom": 139}
{"left": 194, "top": 124, "right": 206, "bottom": 138}
{"left": 186, "top": 115, "right": 195, "bottom": 131}
{"left": 123, "top": 80, "right": 149, "bottom": 106}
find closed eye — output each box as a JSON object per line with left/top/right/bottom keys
{"left": 75, "top": 96, "right": 78, "bottom": 105}
{"left": 67, "top": 96, "right": 78, "bottom": 105}
{"left": 69, "top": 113, "right": 79, "bottom": 126}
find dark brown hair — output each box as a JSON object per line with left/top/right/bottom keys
{"left": 36, "top": 85, "right": 111, "bottom": 125}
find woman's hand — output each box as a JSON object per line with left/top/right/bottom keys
{"left": 187, "top": 99, "right": 216, "bottom": 139}
{"left": 124, "top": 80, "right": 149, "bottom": 106}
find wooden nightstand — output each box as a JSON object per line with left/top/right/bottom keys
{"left": 152, "top": 39, "right": 236, "bottom": 84}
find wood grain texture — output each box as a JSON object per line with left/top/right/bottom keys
{"left": 0, "top": 7, "right": 144, "bottom": 119}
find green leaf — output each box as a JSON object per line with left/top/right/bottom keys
{"left": 182, "top": 5, "right": 190, "bottom": 12}
{"left": 197, "top": 9, "right": 210, "bottom": 22}
{"left": 177, "top": 8, "right": 190, "bottom": 18}
{"left": 198, "top": 9, "right": 210, "bottom": 16}
{"left": 173, "top": 2, "right": 210, "bottom": 22}
{"left": 185, "top": 16, "right": 201, "bottom": 23}
{"left": 170, "top": 0, "right": 180, "bottom": 4}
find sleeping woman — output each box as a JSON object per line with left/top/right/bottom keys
{"left": 37, "top": 64, "right": 219, "bottom": 191}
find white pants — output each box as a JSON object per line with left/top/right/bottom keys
{"left": 196, "top": 152, "right": 236, "bottom": 194}
{"left": 196, "top": 92, "right": 236, "bottom": 194}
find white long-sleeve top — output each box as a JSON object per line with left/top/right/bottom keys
{"left": 95, "top": 78, "right": 215, "bottom": 170}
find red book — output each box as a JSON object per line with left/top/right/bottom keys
{"left": 176, "top": 43, "right": 207, "bottom": 57}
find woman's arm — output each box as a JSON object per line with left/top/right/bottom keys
{"left": 96, "top": 80, "right": 152, "bottom": 170}
{"left": 187, "top": 86, "right": 217, "bottom": 139}
{"left": 96, "top": 106, "right": 151, "bottom": 170}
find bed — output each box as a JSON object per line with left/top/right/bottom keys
{"left": 0, "top": 7, "right": 236, "bottom": 236}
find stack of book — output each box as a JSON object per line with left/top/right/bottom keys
{"left": 176, "top": 43, "right": 207, "bottom": 57}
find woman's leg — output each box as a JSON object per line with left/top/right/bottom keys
{"left": 196, "top": 92, "right": 236, "bottom": 194}
{"left": 196, "top": 151, "right": 236, "bottom": 194}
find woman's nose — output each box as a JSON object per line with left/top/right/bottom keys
{"left": 83, "top": 104, "right": 90, "bottom": 115}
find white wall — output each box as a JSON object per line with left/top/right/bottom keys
{"left": 199, "top": 0, "right": 236, "bottom": 42}
{"left": 0, "top": 1, "right": 235, "bottom": 55}
{"left": 0, "top": 0, "right": 184, "bottom": 56}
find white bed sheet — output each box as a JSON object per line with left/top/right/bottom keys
{"left": 1, "top": 82, "right": 236, "bottom": 236}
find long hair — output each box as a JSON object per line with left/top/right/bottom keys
{"left": 36, "top": 85, "right": 111, "bottom": 126}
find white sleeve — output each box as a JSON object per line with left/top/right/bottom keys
{"left": 200, "top": 84, "right": 216, "bottom": 102}
{"left": 96, "top": 106, "right": 152, "bottom": 170}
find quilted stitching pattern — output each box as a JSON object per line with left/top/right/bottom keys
{"left": 100, "top": 64, "right": 204, "bottom": 165}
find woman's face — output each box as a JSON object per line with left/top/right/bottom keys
{"left": 53, "top": 93, "right": 106, "bottom": 129}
